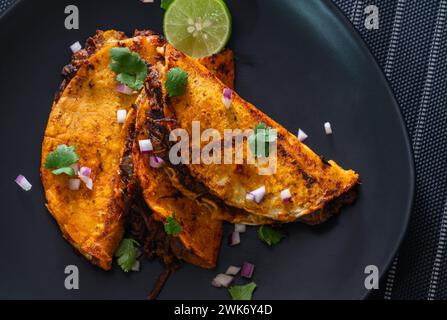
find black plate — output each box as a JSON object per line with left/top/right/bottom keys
{"left": 0, "top": 0, "right": 414, "bottom": 299}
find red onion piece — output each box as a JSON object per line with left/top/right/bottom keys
{"left": 212, "top": 274, "right": 233, "bottom": 288}
{"left": 117, "top": 109, "right": 127, "bottom": 124}
{"left": 241, "top": 262, "right": 255, "bottom": 279}
{"left": 116, "top": 84, "right": 135, "bottom": 95}
{"left": 211, "top": 279, "right": 221, "bottom": 288}
{"left": 297, "top": 129, "right": 308, "bottom": 142}
{"left": 79, "top": 175, "right": 93, "bottom": 190}
{"left": 324, "top": 122, "right": 333, "bottom": 135}
{"left": 15, "top": 175, "right": 32, "bottom": 191}
{"left": 149, "top": 155, "right": 165, "bottom": 168}
{"left": 234, "top": 224, "right": 246, "bottom": 233}
{"left": 85, "top": 178, "right": 93, "bottom": 190}
{"left": 70, "top": 41, "right": 82, "bottom": 53}
{"left": 68, "top": 179, "right": 81, "bottom": 191}
{"left": 228, "top": 231, "right": 240, "bottom": 246}
{"left": 139, "top": 139, "right": 153, "bottom": 154}
{"left": 225, "top": 265, "right": 241, "bottom": 276}
{"left": 246, "top": 186, "right": 266, "bottom": 204}
{"left": 280, "top": 188, "right": 292, "bottom": 202}
{"left": 222, "top": 88, "right": 233, "bottom": 109}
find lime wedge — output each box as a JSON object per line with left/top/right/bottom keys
{"left": 163, "top": 0, "right": 232, "bottom": 58}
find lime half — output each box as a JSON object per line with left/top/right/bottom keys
{"left": 163, "top": 0, "right": 232, "bottom": 58}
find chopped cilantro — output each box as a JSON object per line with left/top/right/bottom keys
{"left": 161, "top": 0, "right": 174, "bottom": 10}
{"left": 164, "top": 213, "right": 182, "bottom": 236}
{"left": 228, "top": 282, "right": 257, "bottom": 300}
{"left": 248, "top": 122, "right": 277, "bottom": 158}
{"left": 165, "top": 68, "right": 188, "bottom": 97}
{"left": 44, "top": 144, "right": 79, "bottom": 177}
{"left": 115, "top": 238, "right": 139, "bottom": 272}
{"left": 258, "top": 225, "right": 285, "bottom": 246}
{"left": 109, "top": 47, "right": 148, "bottom": 90}
{"left": 52, "top": 167, "right": 76, "bottom": 176}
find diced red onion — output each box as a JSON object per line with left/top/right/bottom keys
{"left": 234, "top": 224, "right": 246, "bottom": 233}
{"left": 212, "top": 274, "right": 234, "bottom": 288}
{"left": 79, "top": 166, "right": 91, "bottom": 177}
{"left": 225, "top": 265, "right": 241, "bottom": 276}
{"left": 241, "top": 262, "right": 255, "bottom": 279}
{"left": 297, "top": 129, "right": 308, "bottom": 142}
{"left": 222, "top": 88, "right": 233, "bottom": 109}
{"left": 85, "top": 178, "right": 93, "bottom": 190}
{"left": 15, "top": 175, "right": 32, "bottom": 191}
{"left": 324, "top": 122, "right": 333, "bottom": 135}
{"left": 149, "top": 155, "right": 165, "bottom": 168}
{"left": 70, "top": 41, "right": 82, "bottom": 53}
{"left": 280, "top": 188, "right": 292, "bottom": 202}
{"left": 117, "top": 109, "right": 127, "bottom": 124}
{"left": 228, "top": 231, "right": 240, "bottom": 246}
{"left": 70, "top": 163, "right": 79, "bottom": 173}
{"left": 246, "top": 186, "right": 266, "bottom": 204}
{"left": 211, "top": 279, "right": 221, "bottom": 288}
{"left": 139, "top": 139, "right": 153, "bottom": 154}
{"left": 79, "top": 175, "right": 93, "bottom": 190}
{"left": 116, "top": 84, "right": 135, "bottom": 95}
{"left": 131, "top": 260, "right": 140, "bottom": 272}
{"left": 68, "top": 179, "right": 81, "bottom": 191}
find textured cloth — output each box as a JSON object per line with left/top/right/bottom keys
{"left": 0, "top": 0, "right": 14, "bottom": 15}
{"left": 1, "top": 0, "right": 446, "bottom": 300}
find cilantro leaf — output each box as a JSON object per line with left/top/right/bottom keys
{"left": 161, "top": 0, "right": 175, "bottom": 10}
{"left": 228, "top": 282, "right": 257, "bottom": 300}
{"left": 258, "top": 225, "right": 285, "bottom": 246}
{"left": 165, "top": 68, "right": 188, "bottom": 97}
{"left": 248, "top": 122, "right": 277, "bottom": 158}
{"left": 115, "top": 238, "right": 139, "bottom": 272}
{"left": 109, "top": 47, "right": 148, "bottom": 90}
{"left": 44, "top": 144, "right": 79, "bottom": 176}
{"left": 164, "top": 213, "right": 182, "bottom": 236}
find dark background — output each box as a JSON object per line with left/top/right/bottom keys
{"left": 1, "top": 0, "right": 446, "bottom": 300}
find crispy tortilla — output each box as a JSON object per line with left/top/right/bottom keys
{"left": 157, "top": 45, "right": 359, "bottom": 223}
{"left": 133, "top": 90, "right": 222, "bottom": 268}
{"left": 41, "top": 34, "right": 164, "bottom": 270}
